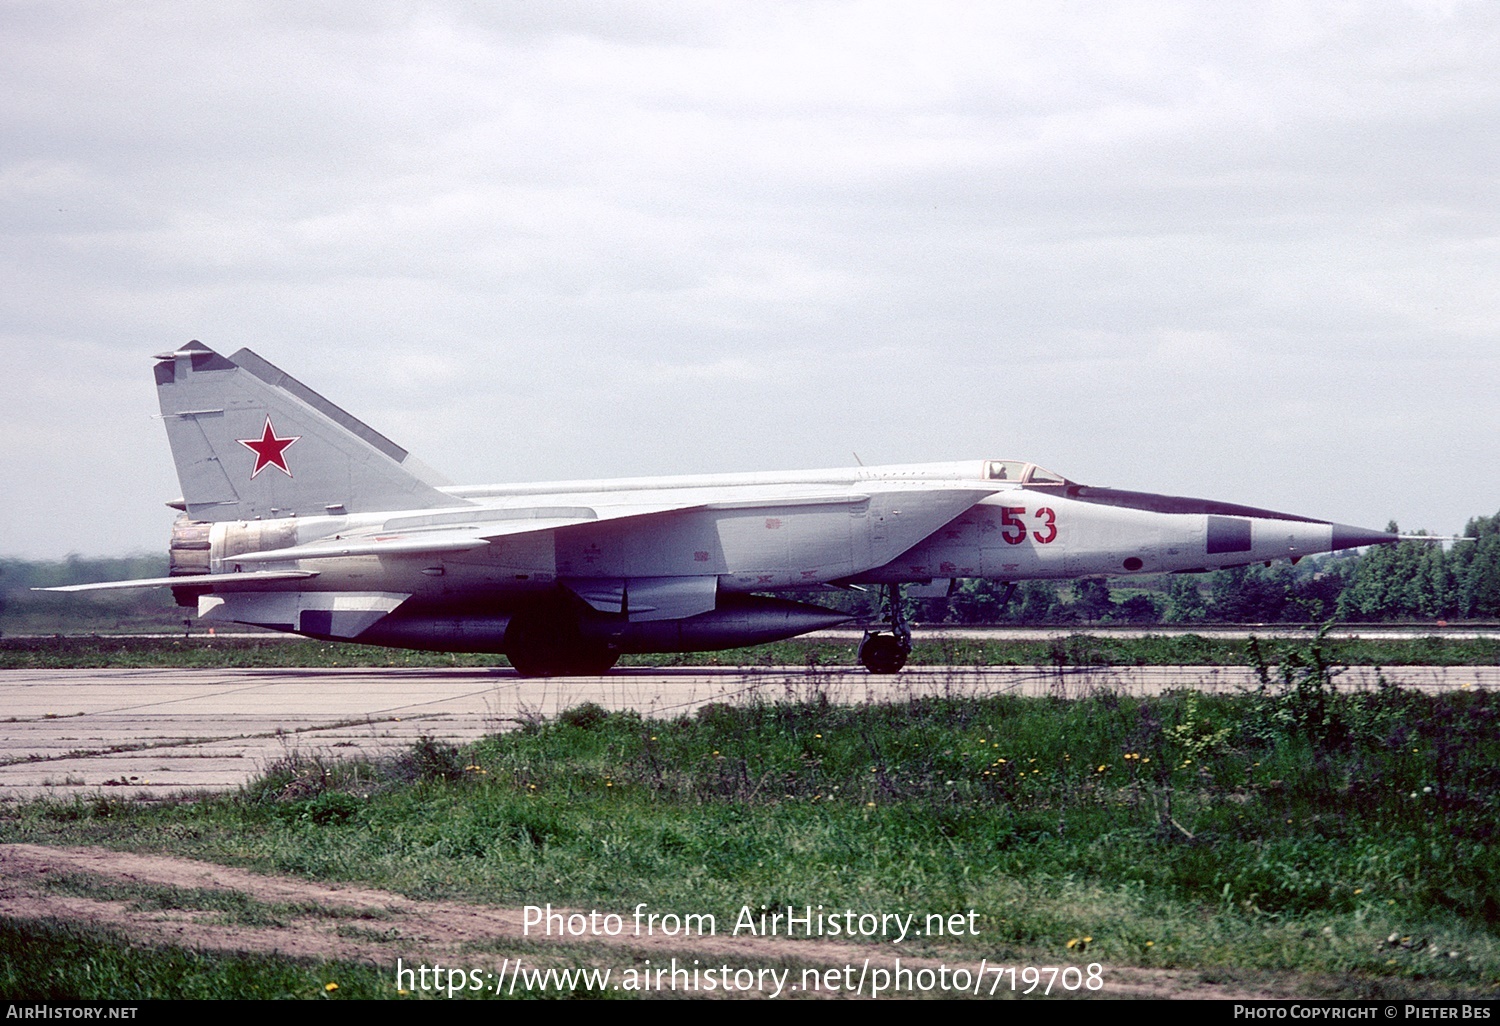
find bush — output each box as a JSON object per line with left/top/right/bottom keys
{"left": 399, "top": 736, "right": 466, "bottom": 782}
{"left": 558, "top": 702, "right": 610, "bottom": 730}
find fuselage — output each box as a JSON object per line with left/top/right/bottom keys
{"left": 182, "top": 458, "right": 1383, "bottom": 612}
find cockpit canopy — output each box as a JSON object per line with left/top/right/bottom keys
{"left": 985, "top": 461, "right": 1070, "bottom": 486}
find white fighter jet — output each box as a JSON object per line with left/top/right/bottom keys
{"left": 46, "top": 342, "right": 1399, "bottom": 675}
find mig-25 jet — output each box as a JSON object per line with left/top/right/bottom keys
{"left": 46, "top": 342, "right": 1400, "bottom": 675}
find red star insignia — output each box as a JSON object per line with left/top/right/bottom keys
{"left": 237, "top": 416, "right": 300, "bottom": 478}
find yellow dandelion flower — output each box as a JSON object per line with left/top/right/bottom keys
{"left": 325, "top": 982, "right": 339, "bottom": 992}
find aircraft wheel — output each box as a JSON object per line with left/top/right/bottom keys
{"left": 504, "top": 608, "right": 619, "bottom": 677}
{"left": 511, "top": 648, "right": 619, "bottom": 677}
{"left": 859, "top": 633, "right": 909, "bottom": 674}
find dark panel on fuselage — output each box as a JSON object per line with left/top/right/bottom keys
{"left": 300, "top": 609, "right": 335, "bottom": 636}
{"left": 1206, "top": 515, "right": 1253, "bottom": 554}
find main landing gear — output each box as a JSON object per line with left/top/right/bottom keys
{"left": 858, "top": 583, "right": 911, "bottom": 674}
{"left": 503, "top": 595, "right": 619, "bottom": 677}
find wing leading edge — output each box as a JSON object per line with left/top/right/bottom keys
{"left": 37, "top": 570, "right": 317, "bottom": 593}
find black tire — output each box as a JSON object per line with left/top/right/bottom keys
{"left": 504, "top": 605, "right": 619, "bottom": 677}
{"left": 508, "top": 644, "right": 619, "bottom": 677}
{"left": 859, "top": 634, "right": 909, "bottom": 674}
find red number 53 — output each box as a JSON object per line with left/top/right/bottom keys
{"left": 1001, "top": 507, "right": 1057, "bottom": 545}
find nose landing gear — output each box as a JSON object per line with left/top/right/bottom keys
{"left": 858, "top": 583, "right": 911, "bottom": 674}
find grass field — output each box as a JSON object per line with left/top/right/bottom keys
{"left": 3, "top": 630, "right": 1499, "bottom": 669}
{"left": 3, "top": 632, "right": 1498, "bottom": 999}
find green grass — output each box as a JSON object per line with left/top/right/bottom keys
{"left": 0, "top": 917, "right": 626, "bottom": 999}
{"left": 0, "top": 917, "right": 376, "bottom": 1000}
{"left": 2, "top": 632, "right": 1498, "bottom": 669}
{"left": 4, "top": 652, "right": 1499, "bottom": 997}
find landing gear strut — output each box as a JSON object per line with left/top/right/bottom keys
{"left": 858, "top": 583, "right": 911, "bottom": 674}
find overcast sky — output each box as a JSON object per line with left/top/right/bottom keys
{"left": 2, "top": 0, "right": 1496, "bottom": 559}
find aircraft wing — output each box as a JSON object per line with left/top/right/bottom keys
{"left": 855, "top": 485, "right": 999, "bottom": 572}
{"left": 35, "top": 570, "right": 318, "bottom": 592}
{"left": 225, "top": 531, "right": 505, "bottom": 564}
{"left": 219, "top": 488, "right": 995, "bottom": 575}
{"left": 224, "top": 501, "right": 713, "bottom": 564}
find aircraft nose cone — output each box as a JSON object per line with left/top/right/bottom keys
{"left": 1330, "top": 523, "right": 1399, "bottom": 552}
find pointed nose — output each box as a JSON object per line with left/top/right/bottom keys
{"left": 1330, "top": 523, "right": 1399, "bottom": 552}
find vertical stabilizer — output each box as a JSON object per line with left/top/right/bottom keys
{"left": 154, "top": 341, "right": 463, "bottom": 521}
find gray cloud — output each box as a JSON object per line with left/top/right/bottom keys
{"left": 2, "top": 0, "right": 1496, "bottom": 557}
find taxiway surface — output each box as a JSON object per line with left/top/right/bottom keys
{"left": 2, "top": 664, "right": 1494, "bottom": 799}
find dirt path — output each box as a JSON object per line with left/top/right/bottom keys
{"left": 1, "top": 843, "right": 1286, "bottom": 999}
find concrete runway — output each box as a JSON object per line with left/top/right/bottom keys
{"left": 2, "top": 663, "right": 1495, "bottom": 800}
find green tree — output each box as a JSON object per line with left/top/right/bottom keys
{"left": 1071, "top": 578, "right": 1113, "bottom": 621}
{"left": 1455, "top": 511, "right": 1500, "bottom": 617}
{"left": 1208, "top": 564, "right": 1298, "bottom": 622}
{"left": 1115, "top": 592, "right": 1162, "bottom": 623}
{"left": 1162, "top": 575, "right": 1207, "bottom": 623}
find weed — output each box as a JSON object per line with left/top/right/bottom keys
{"left": 397, "top": 736, "right": 466, "bottom": 783}
{"left": 1166, "top": 691, "right": 1234, "bottom": 764}
{"left": 1248, "top": 623, "right": 1347, "bottom": 748}
{"left": 295, "top": 791, "right": 362, "bottom": 826}
{"left": 558, "top": 702, "right": 609, "bottom": 731}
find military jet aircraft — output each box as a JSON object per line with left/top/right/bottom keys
{"left": 46, "top": 341, "right": 1400, "bottom": 675}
